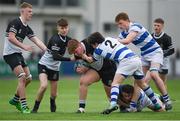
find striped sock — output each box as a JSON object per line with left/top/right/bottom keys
{"left": 13, "top": 94, "right": 19, "bottom": 103}
{"left": 79, "top": 100, "right": 86, "bottom": 109}
{"left": 130, "top": 101, "right": 137, "bottom": 108}
{"left": 110, "top": 85, "right": 119, "bottom": 106}
{"left": 143, "top": 86, "right": 157, "bottom": 104}
{"left": 20, "top": 98, "right": 27, "bottom": 109}
{"left": 162, "top": 94, "right": 170, "bottom": 102}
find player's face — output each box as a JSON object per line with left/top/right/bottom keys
{"left": 58, "top": 26, "right": 69, "bottom": 36}
{"left": 74, "top": 45, "right": 84, "bottom": 56}
{"left": 21, "top": 7, "right": 33, "bottom": 21}
{"left": 153, "top": 22, "right": 164, "bottom": 35}
{"left": 122, "top": 92, "right": 132, "bottom": 103}
{"left": 116, "top": 19, "right": 129, "bottom": 30}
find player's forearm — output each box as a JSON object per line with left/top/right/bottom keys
{"left": 8, "top": 35, "right": 26, "bottom": 50}
{"left": 164, "top": 48, "right": 175, "bottom": 57}
{"left": 31, "top": 37, "right": 47, "bottom": 52}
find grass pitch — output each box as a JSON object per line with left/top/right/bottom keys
{"left": 0, "top": 77, "right": 180, "bottom": 120}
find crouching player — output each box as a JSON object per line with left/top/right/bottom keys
{"left": 68, "top": 39, "right": 116, "bottom": 113}
{"left": 118, "top": 84, "right": 165, "bottom": 112}
{"left": 81, "top": 32, "right": 162, "bottom": 114}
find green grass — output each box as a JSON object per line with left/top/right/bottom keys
{"left": 0, "top": 77, "right": 180, "bottom": 120}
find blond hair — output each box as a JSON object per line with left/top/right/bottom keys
{"left": 20, "top": 2, "right": 32, "bottom": 9}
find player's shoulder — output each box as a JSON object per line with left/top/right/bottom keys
{"left": 9, "top": 18, "right": 20, "bottom": 25}
{"left": 66, "top": 36, "right": 72, "bottom": 41}
{"left": 163, "top": 33, "right": 171, "bottom": 39}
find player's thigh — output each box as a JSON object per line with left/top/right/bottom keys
{"left": 111, "top": 73, "right": 125, "bottom": 86}
{"left": 13, "top": 65, "right": 25, "bottom": 77}
{"left": 39, "top": 73, "right": 48, "bottom": 87}
{"left": 80, "top": 69, "right": 100, "bottom": 85}
{"left": 23, "top": 66, "right": 31, "bottom": 76}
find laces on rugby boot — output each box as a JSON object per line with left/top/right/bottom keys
{"left": 165, "top": 100, "right": 172, "bottom": 111}
{"left": 21, "top": 107, "right": 31, "bottom": 114}
{"left": 9, "top": 99, "right": 22, "bottom": 111}
{"left": 101, "top": 105, "right": 118, "bottom": 114}
{"left": 76, "top": 108, "right": 85, "bottom": 113}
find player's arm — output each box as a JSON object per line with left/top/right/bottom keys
{"left": 30, "top": 36, "right": 47, "bottom": 52}
{"left": 51, "top": 51, "right": 75, "bottom": 61}
{"left": 163, "top": 36, "right": 175, "bottom": 57}
{"left": 81, "top": 53, "right": 94, "bottom": 63}
{"left": 8, "top": 32, "right": 33, "bottom": 51}
{"left": 118, "top": 31, "right": 138, "bottom": 44}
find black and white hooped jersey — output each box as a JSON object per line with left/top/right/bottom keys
{"left": 152, "top": 32, "right": 174, "bottom": 57}
{"left": 39, "top": 34, "right": 71, "bottom": 71}
{"left": 93, "top": 37, "right": 135, "bottom": 63}
{"left": 3, "top": 17, "right": 35, "bottom": 55}
{"left": 80, "top": 39, "right": 104, "bottom": 71}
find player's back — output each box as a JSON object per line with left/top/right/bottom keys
{"left": 94, "top": 37, "right": 135, "bottom": 63}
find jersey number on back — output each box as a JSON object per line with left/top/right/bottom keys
{"left": 105, "top": 40, "right": 117, "bottom": 49}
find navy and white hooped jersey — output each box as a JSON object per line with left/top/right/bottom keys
{"left": 136, "top": 90, "right": 153, "bottom": 111}
{"left": 93, "top": 37, "right": 135, "bottom": 63}
{"left": 119, "top": 22, "right": 161, "bottom": 56}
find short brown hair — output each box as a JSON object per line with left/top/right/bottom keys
{"left": 154, "top": 18, "right": 164, "bottom": 24}
{"left": 20, "top": 2, "right": 32, "bottom": 9}
{"left": 67, "top": 39, "right": 80, "bottom": 54}
{"left": 57, "top": 18, "right": 68, "bottom": 27}
{"left": 88, "top": 32, "right": 104, "bottom": 45}
{"left": 115, "top": 12, "right": 130, "bottom": 22}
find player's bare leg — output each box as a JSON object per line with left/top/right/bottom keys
{"left": 147, "top": 62, "right": 172, "bottom": 110}
{"left": 12, "top": 65, "right": 30, "bottom": 113}
{"left": 50, "top": 81, "right": 58, "bottom": 112}
{"left": 31, "top": 73, "right": 48, "bottom": 113}
{"left": 102, "top": 74, "right": 124, "bottom": 114}
{"left": 77, "top": 69, "right": 100, "bottom": 113}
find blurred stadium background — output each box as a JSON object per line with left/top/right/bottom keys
{"left": 0, "top": 0, "right": 180, "bottom": 78}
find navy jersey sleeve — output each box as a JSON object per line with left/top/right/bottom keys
{"left": 47, "top": 36, "right": 60, "bottom": 53}
{"left": 163, "top": 35, "right": 175, "bottom": 57}
{"left": 6, "top": 19, "right": 20, "bottom": 34}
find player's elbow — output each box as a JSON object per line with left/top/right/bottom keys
{"left": 8, "top": 34, "right": 15, "bottom": 42}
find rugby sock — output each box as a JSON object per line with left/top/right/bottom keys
{"left": 32, "top": 100, "right": 40, "bottom": 111}
{"left": 12, "top": 94, "right": 19, "bottom": 103}
{"left": 110, "top": 85, "right": 119, "bottom": 106}
{"left": 162, "top": 94, "right": 170, "bottom": 102}
{"left": 143, "top": 86, "right": 157, "bottom": 104}
{"left": 20, "top": 98, "right": 28, "bottom": 109}
{"left": 79, "top": 100, "right": 86, "bottom": 109}
{"left": 50, "top": 97, "right": 56, "bottom": 112}
{"left": 50, "top": 97, "right": 56, "bottom": 106}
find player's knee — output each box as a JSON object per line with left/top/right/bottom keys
{"left": 17, "top": 72, "right": 26, "bottom": 81}
{"left": 150, "top": 71, "right": 159, "bottom": 79}
{"left": 80, "top": 81, "right": 90, "bottom": 87}
{"left": 26, "top": 74, "right": 32, "bottom": 81}
{"left": 40, "top": 83, "right": 48, "bottom": 91}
